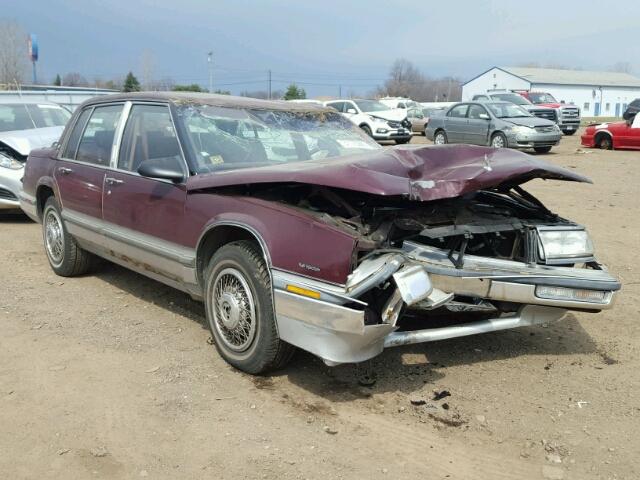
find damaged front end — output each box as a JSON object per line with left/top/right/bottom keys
{"left": 266, "top": 182, "right": 620, "bottom": 365}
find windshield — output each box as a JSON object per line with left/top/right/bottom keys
{"left": 177, "top": 105, "right": 380, "bottom": 173}
{"left": 528, "top": 92, "right": 557, "bottom": 103}
{"left": 486, "top": 103, "right": 532, "bottom": 118}
{"left": 490, "top": 93, "right": 530, "bottom": 106}
{"left": 0, "top": 103, "right": 70, "bottom": 132}
{"left": 354, "top": 100, "right": 391, "bottom": 112}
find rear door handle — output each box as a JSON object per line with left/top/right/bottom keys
{"left": 105, "top": 177, "right": 124, "bottom": 186}
{"left": 58, "top": 167, "right": 73, "bottom": 175}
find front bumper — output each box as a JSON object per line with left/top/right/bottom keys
{"left": 507, "top": 131, "right": 562, "bottom": 149}
{"left": 272, "top": 243, "right": 619, "bottom": 365}
{"left": 372, "top": 127, "right": 412, "bottom": 141}
{"left": 0, "top": 166, "right": 24, "bottom": 211}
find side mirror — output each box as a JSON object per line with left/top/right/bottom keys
{"left": 137, "top": 159, "right": 184, "bottom": 183}
{"left": 479, "top": 113, "right": 490, "bottom": 120}
{"left": 346, "top": 108, "right": 357, "bottom": 114}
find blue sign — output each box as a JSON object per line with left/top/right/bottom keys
{"left": 28, "top": 34, "right": 38, "bottom": 62}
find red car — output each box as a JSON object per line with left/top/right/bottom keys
{"left": 581, "top": 100, "right": 640, "bottom": 150}
{"left": 21, "top": 93, "right": 620, "bottom": 374}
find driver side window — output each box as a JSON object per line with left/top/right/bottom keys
{"left": 117, "top": 104, "right": 184, "bottom": 174}
{"left": 468, "top": 105, "right": 488, "bottom": 119}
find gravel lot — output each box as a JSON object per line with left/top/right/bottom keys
{"left": 1, "top": 131, "right": 638, "bottom": 480}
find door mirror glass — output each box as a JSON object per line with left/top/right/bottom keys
{"left": 346, "top": 108, "right": 357, "bottom": 114}
{"left": 479, "top": 113, "right": 490, "bottom": 120}
{"left": 137, "top": 158, "right": 184, "bottom": 183}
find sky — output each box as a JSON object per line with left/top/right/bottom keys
{"left": 8, "top": 0, "right": 640, "bottom": 97}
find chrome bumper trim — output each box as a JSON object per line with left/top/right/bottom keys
{"left": 383, "top": 305, "right": 566, "bottom": 348}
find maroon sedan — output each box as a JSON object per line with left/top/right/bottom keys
{"left": 21, "top": 93, "right": 620, "bottom": 374}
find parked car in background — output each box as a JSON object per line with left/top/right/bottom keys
{"left": 21, "top": 92, "right": 619, "bottom": 374}
{"left": 378, "top": 97, "right": 421, "bottom": 110}
{"left": 0, "top": 100, "right": 70, "bottom": 212}
{"left": 426, "top": 101, "right": 562, "bottom": 153}
{"left": 324, "top": 99, "right": 411, "bottom": 144}
{"left": 473, "top": 92, "right": 557, "bottom": 124}
{"left": 581, "top": 100, "right": 640, "bottom": 150}
{"left": 514, "top": 91, "right": 581, "bottom": 135}
{"left": 407, "top": 106, "right": 446, "bottom": 135}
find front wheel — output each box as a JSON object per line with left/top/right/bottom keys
{"left": 361, "top": 125, "right": 373, "bottom": 137}
{"left": 42, "top": 197, "right": 96, "bottom": 276}
{"left": 534, "top": 146, "right": 552, "bottom": 153}
{"left": 204, "top": 240, "right": 295, "bottom": 374}
{"left": 562, "top": 129, "right": 577, "bottom": 135}
{"left": 395, "top": 138, "right": 410, "bottom": 145}
{"left": 490, "top": 132, "right": 507, "bottom": 149}
{"left": 597, "top": 134, "right": 613, "bottom": 150}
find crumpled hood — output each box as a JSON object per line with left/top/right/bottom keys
{"left": 366, "top": 109, "right": 407, "bottom": 122}
{"left": 187, "top": 144, "right": 590, "bottom": 202}
{"left": 0, "top": 126, "right": 64, "bottom": 156}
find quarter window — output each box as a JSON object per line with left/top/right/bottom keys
{"left": 75, "top": 105, "right": 123, "bottom": 165}
{"left": 62, "top": 108, "right": 92, "bottom": 159}
{"left": 118, "top": 104, "right": 183, "bottom": 174}
{"left": 448, "top": 104, "right": 468, "bottom": 118}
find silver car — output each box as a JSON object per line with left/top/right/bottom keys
{"left": 0, "top": 100, "right": 70, "bottom": 211}
{"left": 425, "top": 101, "right": 562, "bottom": 153}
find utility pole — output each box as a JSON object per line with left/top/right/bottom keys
{"left": 338, "top": 85, "right": 342, "bottom": 98}
{"left": 207, "top": 51, "right": 213, "bottom": 93}
{"left": 268, "top": 70, "right": 272, "bottom": 100}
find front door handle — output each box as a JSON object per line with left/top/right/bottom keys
{"left": 58, "top": 167, "right": 73, "bottom": 175}
{"left": 105, "top": 177, "right": 124, "bottom": 186}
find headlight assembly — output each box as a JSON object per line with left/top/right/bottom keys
{"left": 0, "top": 153, "right": 23, "bottom": 170}
{"left": 512, "top": 125, "right": 534, "bottom": 135}
{"left": 537, "top": 227, "right": 594, "bottom": 263}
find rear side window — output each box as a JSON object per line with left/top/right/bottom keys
{"left": 117, "top": 104, "right": 183, "bottom": 174}
{"left": 75, "top": 105, "right": 123, "bottom": 165}
{"left": 62, "top": 108, "right": 92, "bottom": 158}
{"left": 448, "top": 105, "right": 468, "bottom": 118}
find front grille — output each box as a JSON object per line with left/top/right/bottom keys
{"left": 401, "top": 118, "right": 412, "bottom": 128}
{"left": 387, "top": 120, "right": 401, "bottom": 128}
{"left": 531, "top": 109, "right": 556, "bottom": 122}
{"left": 0, "top": 187, "right": 18, "bottom": 201}
{"left": 535, "top": 126, "right": 557, "bottom": 133}
{"left": 561, "top": 108, "right": 580, "bottom": 119}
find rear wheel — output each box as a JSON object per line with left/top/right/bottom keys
{"left": 433, "top": 130, "right": 447, "bottom": 145}
{"left": 204, "top": 240, "right": 295, "bottom": 374}
{"left": 534, "top": 146, "right": 552, "bottom": 153}
{"left": 490, "top": 132, "right": 507, "bottom": 149}
{"left": 42, "top": 197, "right": 97, "bottom": 276}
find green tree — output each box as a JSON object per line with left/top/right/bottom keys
{"left": 53, "top": 74, "right": 61, "bottom": 86}
{"left": 123, "top": 71, "right": 141, "bottom": 92}
{"left": 283, "top": 84, "right": 306, "bottom": 100}
{"left": 213, "top": 89, "right": 230, "bottom": 95}
{"left": 172, "top": 84, "right": 204, "bottom": 92}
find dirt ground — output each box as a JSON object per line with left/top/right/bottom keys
{"left": 1, "top": 132, "right": 638, "bottom": 480}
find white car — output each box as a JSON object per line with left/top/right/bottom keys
{"left": 378, "top": 97, "right": 422, "bottom": 110}
{"left": 0, "top": 100, "right": 70, "bottom": 212}
{"left": 323, "top": 99, "right": 411, "bottom": 144}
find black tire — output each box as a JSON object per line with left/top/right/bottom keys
{"left": 596, "top": 133, "right": 613, "bottom": 150}
{"left": 534, "top": 146, "right": 552, "bottom": 153}
{"left": 361, "top": 125, "right": 373, "bottom": 137}
{"left": 204, "top": 240, "right": 295, "bottom": 374}
{"left": 395, "top": 138, "right": 411, "bottom": 144}
{"left": 490, "top": 132, "right": 507, "bottom": 149}
{"left": 433, "top": 130, "right": 447, "bottom": 145}
{"left": 562, "top": 129, "right": 577, "bottom": 136}
{"left": 42, "top": 197, "right": 96, "bottom": 277}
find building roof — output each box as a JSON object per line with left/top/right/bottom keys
{"left": 502, "top": 67, "right": 640, "bottom": 88}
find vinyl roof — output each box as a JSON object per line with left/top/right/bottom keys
{"left": 502, "top": 67, "right": 640, "bottom": 88}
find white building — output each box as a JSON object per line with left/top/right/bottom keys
{"left": 462, "top": 67, "right": 640, "bottom": 117}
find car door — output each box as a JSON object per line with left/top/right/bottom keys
{"left": 101, "top": 102, "right": 192, "bottom": 283}
{"left": 444, "top": 104, "right": 469, "bottom": 143}
{"left": 55, "top": 103, "right": 123, "bottom": 222}
{"left": 465, "top": 104, "right": 491, "bottom": 145}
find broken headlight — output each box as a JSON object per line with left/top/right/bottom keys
{"left": 537, "top": 227, "right": 594, "bottom": 263}
{"left": 0, "top": 152, "right": 23, "bottom": 170}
